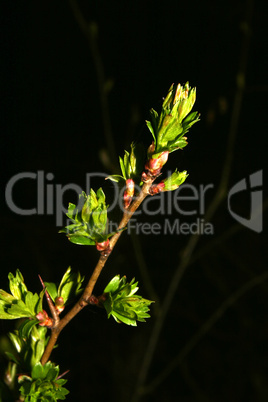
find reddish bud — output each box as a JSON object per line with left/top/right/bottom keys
{"left": 141, "top": 170, "right": 150, "bottom": 182}
{"left": 55, "top": 296, "right": 65, "bottom": 314}
{"left": 96, "top": 239, "right": 110, "bottom": 251}
{"left": 55, "top": 296, "right": 64, "bottom": 306}
{"left": 148, "top": 151, "right": 169, "bottom": 171}
{"left": 123, "top": 179, "right": 135, "bottom": 209}
{"left": 88, "top": 295, "right": 99, "bottom": 305}
{"left": 145, "top": 151, "right": 169, "bottom": 176}
{"left": 36, "top": 310, "right": 53, "bottom": 328}
{"left": 124, "top": 193, "right": 132, "bottom": 209}
{"left": 125, "top": 179, "right": 135, "bottom": 196}
{"left": 36, "top": 309, "right": 48, "bottom": 321}
{"left": 149, "top": 182, "right": 165, "bottom": 195}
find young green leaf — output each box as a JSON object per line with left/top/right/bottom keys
{"left": 19, "top": 367, "right": 69, "bottom": 401}
{"left": 57, "top": 267, "right": 84, "bottom": 306}
{"left": 18, "top": 318, "right": 39, "bottom": 339}
{"left": 43, "top": 282, "right": 58, "bottom": 302}
{"left": 101, "top": 275, "right": 154, "bottom": 326}
{"left": 8, "top": 270, "right": 28, "bottom": 300}
{"left": 44, "top": 267, "right": 84, "bottom": 310}
{"left": 0, "top": 271, "right": 44, "bottom": 320}
{"left": 146, "top": 82, "right": 200, "bottom": 155}
{"left": 107, "top": 142, "right": 145, "bottom": 184}
{"left": 60, "top": 189, "right": 112, "bottom": 249}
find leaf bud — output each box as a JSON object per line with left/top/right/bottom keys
{"left": 149, "top": 182, "right": 165, "bottom": 195}
{"left": 95, "top": 239, "right": 110, "bottom": 252}
{"left": 124, "top": 178, "right": 135, "bottom": 209}
{"left": 36, "top": 310, "right": 53, "bottom": 328}
{"left": 144, "top": 151, "right": 169, "bottom": 176}
{"left": 55, "top": 296, "right": 65, "bottom": 314}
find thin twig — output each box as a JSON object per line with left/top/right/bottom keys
{"left": 133, "top": 0, "right": 254, "bottom": 399}
{"left": 38, "top": 275, "right": 59, "bottom": 326}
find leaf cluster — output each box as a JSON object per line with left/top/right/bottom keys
{"left": 102, "top": 275, "right": 154, "bottom": 326}
{"left": 44, "top": 267, "right": 84, "bottom": 306}
{"left": 107, "top": 142, "right": 145, "bottom": 183}
{"left": 19, "top": 362, "right": 69, "bottom": 401}
{"left": 0, "top": 270, "right": 44, "bottom": 320}
{"left": 8, "top": 325, "right": 48, "bottom": 373}
{"left": 60, "top": 189, "right": 113, "bottom": 246}
{"left": 146, "top": 82, "right": 200, "bottom": 155}
{"left": 0, "top": 270, "right": 70, "bottom": 400}
{"left": 1, "top": 324, "right": 51, "bottom": 399}
{"left": 163, "top": 169, "right": 189, "bottom": 191}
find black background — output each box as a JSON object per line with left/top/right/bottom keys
{"left": 1, "top": 1, "right": 267, "bottom": 401}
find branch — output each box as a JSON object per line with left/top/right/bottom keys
{"left": 41, "top": 179, "right": 154, "bottom": 365}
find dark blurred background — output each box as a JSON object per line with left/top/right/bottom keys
{"left": 1, "top": 0, "right": 267, "bottom": 401}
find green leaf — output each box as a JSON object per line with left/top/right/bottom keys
{"left": 42, "top": 361, "right": 54, "bottom": 377}
{"left": 149, "top": 108, "right": 159, "bottom": 138}
{"left": 168, "top": 138, "right": 188, "bottom": 152}
{"left": 0, "top": 289, "right": 16, "bottom": 303}
{"left": 8, "top": 270, "right": 28, "bottom": 299}
{"left": 68, "top": 234, "right": 94, "bottom": 246}
{"left": 105, "top": 174, "right": 124, "bottom": 183}
{"left": 0, "top": 301, "right": 19, "bottom": 319}
{"left": 111, "top": 311, "right": 137, "bottom": 326}
{"left": 146, "top": 120, "right": 156, "bottom": 144}
{"left": 9, "top": 331, "right": 23, "bottom": 353}
{"left": 96, "top": 188, "right": 105, "bottom": 202}
{"left": 57, "top": 267, "right": 84, "bottom": 305}
{"left": 182, "top": 110, "right": 200, "bottom": 126}
{"left": 31, "top": 362, "right": 44, "bottom": 380}
{"left": 119, "top": 156, "right": 126, "bottom": 179}
{"left": 44, "top": 282, "right": 58, "bottom": 302}
{"left": 32, "top": 339, "right": 45, "bottom": 368}
{"left": 162, "top": 169, "right": 188, "bottom": 191}
{"left": 115, "top": 142, "right": 145, "bottom": 184}
{"left": 65, "top": 202, "right": 76, "bottom": 220}
{"left": 5, "top": 351, "right": 20, "bottom": 365}
{"left": 103, "top": 275, "right": 121, "bottom": 294}
{"left": 0, "top": 295, "right": 41, "bottom": 320}
{"left": 6, "top": 299, "right": 33, "bottom": 319}
{"left": 123, "top": 150, "right": 130, "bottom": 177}
{"left": 24, "top": 292, "right": 41, "bottom": 316}
{"left": 18, "top": 318, "right": 39, "bottom": 339}
{"left": 46, "top": 366, "right": 59, "bottom": 382}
